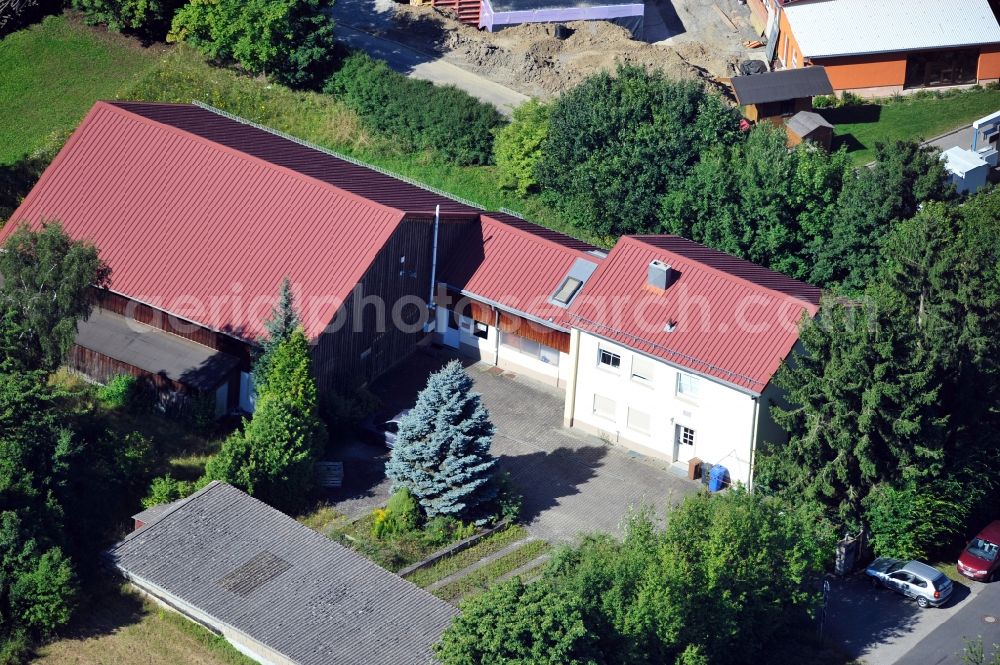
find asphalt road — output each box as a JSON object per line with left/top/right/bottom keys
{"left": 895, "top": 580, "right": 1000, "bottom": 665}
{"left": 334, "top": 24, "right": 528, "bottom": 115}
{"left": 826, "top": 574, "right": 995, "bottom": 664}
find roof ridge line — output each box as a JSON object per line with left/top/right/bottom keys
{"left": 190, "top": 101, "right": 490, "bottom": 213}
{"left": 110, "top": 480, "right": 225, "bottom": 549}
{"left": 627, "top": 235, "right": 820, "bottom": 308}
{"left": 108, "top": 101, "right": 406, "bottom": 222}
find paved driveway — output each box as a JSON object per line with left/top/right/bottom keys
{"left": 346, "top": 349, "right": 697, "bottom": 542}
{"left": 826, "top": 573, "right": 991, "bottom": 664}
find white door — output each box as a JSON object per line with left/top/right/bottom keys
{"left": 439, "top": 308, "right": 460, "bottom": 349}
{"left": 239, "top": 371, "right": 256, "bottom": 413}
{"left": 673, "top": 424, "right": 697, "bottom": 463}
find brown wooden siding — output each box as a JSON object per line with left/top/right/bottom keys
{"left": 439, "top": 288, "right": 570, "bottom": 354}
{"left": 497, "top": 311, "right": 570, "bottom": 353}
{"left": 310, "top": 215, "right": 475, "bottom": 392}
{"left": 94, "top": 289, "right": 253, "bottom": 370}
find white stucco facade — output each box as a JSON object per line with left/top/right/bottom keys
{"left": 563, "top": 330, "right": 779, "bottom": 487}
{"left": 435, "top": 306, "right": 571, "bottom": 387}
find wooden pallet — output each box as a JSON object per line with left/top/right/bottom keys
{"left": 432, "top": 0, "right": 481, "bottom": 27}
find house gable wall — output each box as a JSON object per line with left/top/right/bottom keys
{"left": 569, "top": 332, "right": 759, "bottom": 485}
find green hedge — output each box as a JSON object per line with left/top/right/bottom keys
{"left": 325, "top": 53, "right": 505, "bottom": 166}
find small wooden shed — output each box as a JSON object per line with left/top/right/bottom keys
{"left": 785, "top": 111, "right": 834, "bottom": 150}
{"left": 731, "top": 67, "right": 834, "bottom": 124}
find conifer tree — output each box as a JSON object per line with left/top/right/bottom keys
{"left": 251, "top": 277, "right": 301, "bottom": 394}
{"left": 206, "top": 327, "right": 326, "bottom": 511}
{"left": 386, "top": 360, "right": 498, "bottom": 521}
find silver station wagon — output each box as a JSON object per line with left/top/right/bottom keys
{"left": 865, "top": 558, "right": 954, "bottom": 608}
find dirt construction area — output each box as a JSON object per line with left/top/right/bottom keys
{"left": 335, "top": 0, "right": 762, "bottom": 99}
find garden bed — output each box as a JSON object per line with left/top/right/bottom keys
{"left": 431, "top": 539, "right": 551, "bottom": 603}
{"left": 328, "top": 511, "right": 480, "bottom": 573}
{"left": 403, "top": 524, "right": 527, "bottom": 588}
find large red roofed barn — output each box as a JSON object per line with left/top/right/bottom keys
{"left": 5, "top": 101, "right": 822, "bottom": 487}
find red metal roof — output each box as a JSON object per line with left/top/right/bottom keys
{"left": 441, "top": 214, "right": 602, "bottom": 326}
{"left": 2, "top": 102, "right": 405, "bottom": 341}
{"left": 565, "top": 235, "right": 822, "bottom": 393}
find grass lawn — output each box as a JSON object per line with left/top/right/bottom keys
{"left": 932, "top": 560, "right": 967, "bottom": 584}
{"left": 819, "top": 87, "right": 1000, "bottom": 165}
{"left": 404, "top": 524, "right": 528, "bottom": 588}
{"left": 0, "top": 12, "right": 163, "bottom": 165}
{"left": 35, "top": 585, "right": 255, "bottom": 665}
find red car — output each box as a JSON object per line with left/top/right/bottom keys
{"left": 957, "top": 520, "right": 1000, "bottom": 582}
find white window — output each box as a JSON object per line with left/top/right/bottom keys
{"left": 459, "top": 315, "right": 474, "bottom": 334}
{"left": 539, "top": 345, "right": 560, "bottom": 366}
{"left": 627, "top": 408, "right": 651, "bottom": 434}
{"left": 598, "top": 348, "right": 621, "bottom": 370}
{"left": 676, "top": 372, "right": 700, "bottom": 399}
{"left": 792, "top": 50, "right": 799, "bottom": 69}
{"left": 473, "top": 321, "right": 489, "bottom": 340}
{"left": 500, "top": 331, "right": 560, "bottom": 367}
{"left": 593, "top": 394, "right": 616, "bottom": 420}
{"left": 631, "top": 356, "right": 655, "bottom": 382}
{"left": 676, "top": 425, "right": 696, "bottom": 447}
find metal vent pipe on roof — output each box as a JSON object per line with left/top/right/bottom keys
{"left": 648, "top": 260, "right": 673, "bottom": 290}
{"left": 428, "top": 204, "right": 440, "bottom": 311}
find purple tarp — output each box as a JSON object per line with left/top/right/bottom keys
{"left": 479, "top": 0, "right": 645, "bottom": 36}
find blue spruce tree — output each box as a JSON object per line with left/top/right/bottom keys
{"left": 386, "top": 360, "right": 498, "bottom": 521}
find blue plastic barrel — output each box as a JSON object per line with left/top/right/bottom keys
{"left": 708, "top": 464, "right": 728, "bottom": 492}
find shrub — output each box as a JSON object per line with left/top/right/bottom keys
{"left": 863, "top": 482, "right": 964, "bottom": 560}
{"left": 97, "top": 374, "right": 138, "bottom": 409}
{"left": 494, "top": 98, "right": 549, "bottom": 195}
{"left": 325, "top": 53, "right": 505, "bottom": 166}
{"left": 73, "top": 0, "right": 187, "bottom": 40}
{"left": 117, "top": 431, "right": 155, "bottom": 482}
{"left": 811, "top": 94, "right": 835, "bottom": 109}
{"left": 143, "top": 474, "right": 196, "bottom": 508}
{"left": 495, "top": 472, "right": 523, "bottom": 523}
{"left": 838, "top": 91, "right": 864, "bottom": 106}
{"left": 321, "top": 386, "right": 381, "bottom": 435}
{"left": 418, "top": 516, "right": 468, "bottom": 546}
{"left": 169, "top": 0, "right": 338, "bottom": 90}
{"left": 372, "top": 488, "right": 421, "bottom": 539}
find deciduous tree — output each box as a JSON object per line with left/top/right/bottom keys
{"left": 0, "top": 221, "right": 109, "bottom": 373}
{"left": 169, "top": 0, "right": 337, "bottom": 90}
{"left": 536, "top": 65, "right": 740, "bottom": 237}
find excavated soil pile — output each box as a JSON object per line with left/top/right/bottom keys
{"left": 396, "top": 5, "right": 707, "bottom": 98}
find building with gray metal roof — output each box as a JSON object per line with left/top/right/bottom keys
{"left": 108, "top": 482, "right": 458, "bottom": 665}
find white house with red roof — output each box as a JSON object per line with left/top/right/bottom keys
{"left": 560, "top": 236, "right": 821, "bottom": 486}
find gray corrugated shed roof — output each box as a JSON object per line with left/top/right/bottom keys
{"left": 784, "top": 0, "right": 1000, "bottom": 58}
{"left": 786, "top": 110, "right": 833, "bottom": 136}
{"left": 730, "top": 67, "right": 833, "bottom": 105}
{"left": 76, "top": 308, "right": 239, "bottom": 391}
{"left": 108, "top": 482, "right": 459, "bottom": 665}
